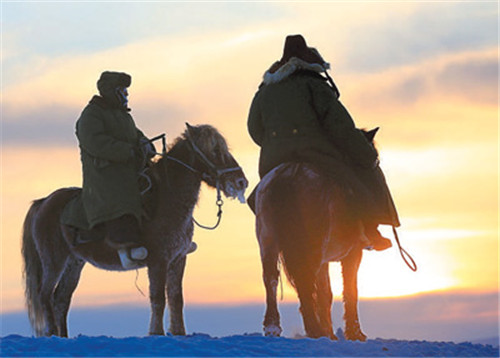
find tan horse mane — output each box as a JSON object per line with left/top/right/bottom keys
{"left": 169, "top": 124, "right": 231, "bottom": 164}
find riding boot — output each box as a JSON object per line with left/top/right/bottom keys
{"left": 117, "top": 247, "right": 148, "bottom": 269}
{"left": 364, "top": 223, "right": 392, "bottom": 251}
{"left": 105, "top": 214, "right": 148, "bottom": 269}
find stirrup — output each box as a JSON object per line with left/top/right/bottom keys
{"left": 117, "top": 247, "right": 148, "bottom": 269}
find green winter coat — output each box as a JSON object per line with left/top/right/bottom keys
{"left": 62, "top": 95, "right": 147, "bottom": 230}
{"left": 248, "top": 58, "right": 399, "bottom": 226}
{"left": 248, "top": 59, "right": 377, "bottom": 178}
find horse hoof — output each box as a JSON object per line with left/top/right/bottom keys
{"left": 345, "top": 330, "right": 367, "bottom": 342}
{"left": 149, "top": 331, "right": 165, "bottom": 336}
{"left": 264, "top": 324, "right": 282, "bottom": 337}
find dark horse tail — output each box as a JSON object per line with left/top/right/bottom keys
{"left": 266, "top": 169, "right": 323, "bottom": 292}
{"left": 21, "top": 198, "right": 46, "bottom": 336}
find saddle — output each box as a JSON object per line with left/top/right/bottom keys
{"left": 60, "top": 165, "right": 160, "bottom": 247}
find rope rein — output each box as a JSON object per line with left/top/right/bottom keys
{"left": 392, "top": 226, "right": 417, "bottom": 271}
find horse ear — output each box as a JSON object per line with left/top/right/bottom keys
{"left": 185, "top": 122, "right": 195, "bottom": 136}
{"left": 365, "top": 127, "right": 380, "bottom": 142}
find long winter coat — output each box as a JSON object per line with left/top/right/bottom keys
{"left": 62, "top": 95, "right": 147, "bottom": 229}
{"left": 248, "top": 57, "right": 399, "bottom": 226}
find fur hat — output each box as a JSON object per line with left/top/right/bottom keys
{"left": 268, "top": 35, "right": 329, "bottom": 73}
{"left": 96, "top": 71, "right": 132, "bottom": 109}
{"left": 263, "top": 35, "right": 339, "bottom": 97}
{"left": 282, "top": 35, "right": 325, "bottom": 65}
{"left": 97, "top": 71, "right": 131, "bottom": 94}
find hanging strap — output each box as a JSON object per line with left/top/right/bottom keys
{"left": 392, "top": 226, "right": 417, "bottom": 272}
{"left": 324, "top": 70, "right": 340, "bottom": 99}
{"left": 192, "top": 178, "right": 224, "bottom": 230}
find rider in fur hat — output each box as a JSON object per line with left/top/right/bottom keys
{"left": 66, "top": 71, "right": 156, "bottom": 269}
{"left": 247, "top": 35, "right": 400, "bottom": 251}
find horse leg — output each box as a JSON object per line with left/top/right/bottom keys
{"left": 147, "top": 260, "right": 167, "bottom": 335}
{"left": 39, "top": 259, "right": 67, "bottom": 336}
{"left": 341, "top": 248, "right": 367, "bottom": 341}
{"left": 36, "top": 234, "right": 69, "bottom": 336}
{"left": 260, "top": 242, "right": 282, "bottom": 336}
{"left": 53, "top": 256, "right": 85, "bottom": 337}
{"left": 166, "top": 255, "right": 187, "bottom": 335}
{"left": 295, "top": 276, "right": 324, "bottom": 338}
{"left": 316, "top": 263, "right": 337, "bottom": 340}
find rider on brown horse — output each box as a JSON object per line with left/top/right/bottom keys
{"left": 63, "top": 71, "right": 156, "bottom": 268}
{"left": 247, "top": 35, "right": 400, "bottom": 251}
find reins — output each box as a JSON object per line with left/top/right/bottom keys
{"left": 392, "top": 226, "right": 417, "bottom": 272}
{"left": 144, "top": 132, "right": 241, "bottom": 231}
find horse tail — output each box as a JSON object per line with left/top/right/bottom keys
{"left": 21, "top": 198, "right": 46, "bottom": 336}
{"left": 278, "top": 228, "right": 321, "bottom": 292}
{"left": 267, "top": 173, "right": 322, "bottom": 291}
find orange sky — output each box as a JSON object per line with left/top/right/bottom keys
{"left": 1, "top": 2, "right": 498, "bottom": 313}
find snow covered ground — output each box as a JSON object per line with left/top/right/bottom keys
{"left": 1, "top": 332, "right": 499, "bottom": 357}
{"left": 2, "top": 293, "right": 498, "bottom": 356}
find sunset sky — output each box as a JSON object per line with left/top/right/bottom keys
{"left": 1, "top": 0, "right": 498, "bottom": 325}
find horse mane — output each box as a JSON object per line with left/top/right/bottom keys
{"left": 167, "top": 124, "right": 231, "bottom": 165}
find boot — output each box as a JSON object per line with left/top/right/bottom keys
{"left": 117, "top": 247, "right": 148, "bottom": 269}
{"left": 364, "top": 224, "right": 392, "bottom": 251}
{"left": 104, "top": 215, "right": 148, "bottom": 268}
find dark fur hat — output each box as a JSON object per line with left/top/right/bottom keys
{"left": 280, "top": 34, "right": 326, "bottom": 66}
{"left": 97, "top": 71, "right": 131, "bottom": 94}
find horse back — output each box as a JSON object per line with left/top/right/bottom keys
{"left": 28, "top": 188, "right": 80, "bottom": 259}
{"left": 256, "top": 163, "right": 359, "bottom": 263}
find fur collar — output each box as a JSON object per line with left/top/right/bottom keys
{"left": 263, "top": 57, "right": 330, "bottom": 85}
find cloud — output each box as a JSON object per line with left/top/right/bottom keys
{"left": 2, "top": 104, "right": 79, "bottom": 146}
{"left": 335, "top": 2, "right": 498, "bottom": 73}
{"left": 339, "top": 48, "right": 498, "bottom": 151}
{"left": 1, "top": 2, "right": 285, "bottom": 86}
{"left": 347, "top": 48, "right": 498, "bottom": 109}
{"left": 1, "top": 27, "right": 278, "bottom": 149}
{"left": 436, "top": 56, "right": 499, "bottom": 104}
{"left": 2, "top": 2, "right": 496, "bottom": 150}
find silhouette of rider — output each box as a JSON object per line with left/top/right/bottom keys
{"left": 247, "top": 35, "right": 400, "bottom": 251}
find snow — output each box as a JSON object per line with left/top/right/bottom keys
{"left": 1, "top": 333, "right": 498, "bottom": 357}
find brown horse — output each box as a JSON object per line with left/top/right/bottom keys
{"left": 254, "top": 129, "right": 383, "bottom": 341}
{"left": 22, "top": 123, "right": 248, "bottom": 337}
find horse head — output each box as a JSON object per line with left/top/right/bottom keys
{"left": 184, "top": 123, "right": 248, "bottom": 203}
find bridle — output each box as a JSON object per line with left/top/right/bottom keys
{"left": 144, "top": 132, "right": 243, "bottom": 230}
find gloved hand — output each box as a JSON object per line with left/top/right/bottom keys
{"left": 139, "top": 137, "right": 157, "bottom": 159}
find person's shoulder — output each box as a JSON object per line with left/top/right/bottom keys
{"left": 80, "top": 96, "right": 107, "bottom": 118}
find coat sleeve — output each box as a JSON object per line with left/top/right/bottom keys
{"left": 76, "top": 109, "right": 134, "bottom": 163}
{"left": 309, "top": 82, "right": 378, "bottom": 168}
{"left": 247, "top": 91, "right": 265, "bottom": 147}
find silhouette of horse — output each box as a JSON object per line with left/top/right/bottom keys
{"left": 254, "top": 128, "right": 382, "bottom": 341}
{"left": 22, "top": 123, "right": 248, "bottom": 337}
